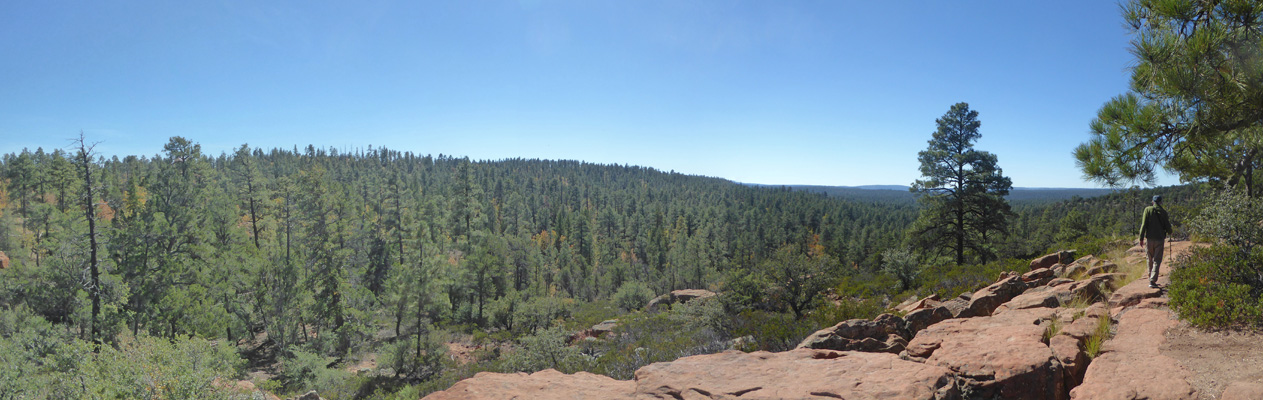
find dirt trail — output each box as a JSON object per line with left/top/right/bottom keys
{"left": 1120, "top": 239, "right": 1263, "bottom": 400}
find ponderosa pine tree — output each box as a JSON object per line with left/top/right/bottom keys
{"left": 1074, "top": 0, "right": 1263, "bottom": 194}
{"left": 910, "top": 102, "right": 1013, "bottom": 265}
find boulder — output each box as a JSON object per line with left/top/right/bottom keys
{"left": 1021, "top": 267, "right": 1055, "bottom": 285}
{"left": 634, "top": 349, "right": 960, "bottom": 400}
{"left": 590, "top": 319, "right": 619, "bottom": 334}
{"left": 422, "top": 369, "right": 635, "bottom": 400}
{"left": 1050, "top": 263, "right": 1067, "bottom": 277}
{"left": 0, "top": 251, "right": 8, "bottom": 269}
{"left": 1049, "top": 334, "right": 1088, "bottom": 389}
{"left": 1060, "top": 263, "right": 1086, "bottom": 279}
{"left": 1045, "top": 277, "right": 1074, "bottom": 287}
{"left": 1085, "top": 261, "right": 1118, "bottom": 276}
{"left": 569, "top": 319, "right": 621, "bottom": 343}
{"left": 899, "top": 294, "right": 942, "bottom": 313}
{"left": 940, "top": 298, "right": 970, "bottom": 318}
{"left": 1030, "top": 252, "right": 1061, "bottom": 271}
{"left": 904, "top": 306, "right": 954, "bottom": 336}
{"left": 994, "top": 279, "right": 1104, "bottom": 315}
{"left": 1222, "top": 381, "right": 1263, "bottom": 400}
{"left": 1031, "top": 250, "right": 1075, "bottom": 271}
{"left": 797, "top": 313, "right": 907, "bottom": 353}
{"left": 904, "top": 307, "right": 1066, "bottom": 400}
{"left": 1070, "top": 308, "right": 1195, "bottom": 400}
{"left": 959, "top": 272, "right": 1029, "bottom": 318}
{"left": 645, "top": 289, "right": 717, "bottom": 311}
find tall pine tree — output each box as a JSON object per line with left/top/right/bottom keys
{"left": 910, "top": 102, "right": 1013, "bottom": 265}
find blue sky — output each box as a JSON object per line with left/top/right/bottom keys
{"left": 0, "top": 1, "right": 1175, "bottom": 188}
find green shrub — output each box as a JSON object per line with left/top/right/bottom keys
{"left": 514, "top": 296, "right": 574, "bottom": 334}
{"left": 378, "top": 330, "right": 448, "bottom": 382}
{"left": 501, "top": 325, "right": 589, "bottom": 373}
{"left": 5, "top": 334, "right": 246, "bottom": 399}
{"left": 277, "top": 346, "right": 355, "bottom": 395}
{"left": 880, "top": 247, "right": 921, "bottom": 292}
{"left": 1169, "top": 245, "right": 1263, "bottom": 329}
{"left": 612, "top": 281, "right": 655, "bottom": 311}
{"left": 918, "top": 258, "right": 1021, "bottom": 298}
{"left": 588, "top": 303, "right": 728, "bottom": 380}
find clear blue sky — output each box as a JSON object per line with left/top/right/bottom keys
{"left": 0, "top": 1, "right": 1176, "bottom": 188}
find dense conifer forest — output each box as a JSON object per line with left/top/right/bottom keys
{"left": 0, "top": 137, "right": 1203, "bottom": 398}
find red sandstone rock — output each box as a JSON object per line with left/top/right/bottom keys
{"left": 1070, "top": 308, "right": 1195, "bottom": 400}
{"left": 796, "top": 313, "right": 906, "bottom": 353}
{"left": 0, "top": 251, "right": 8, "bottom": 269}
{"left": 899, "top": 294, "right": 943, "bottom": 313}
{"left": 1031, "top": 252, "right": 1063, "bottom": 271}
{"left": 1022, "top": 267, "right": 1057, "bottom": 287}
{"left": 904, "top": 307, "right": 1067, "bottom": 400}
{"left": 645, "top": 289, "right": 717, "bottom": 311}
{"left": 959, "top": 272, "right": 1029, "bottom": 318}
{"left": 994, "top": 279, "right": 1104, "bottom": 315}
{"left": 634, "top": 349, "right": 960, "bottom": 400}
{"left": 904, "top": 306, "right": 954, "bottom": 336}
{"left": 1085, "top": 261, "right": 1118, "bottom": 276}
{"left": 1222, "top": 381, "right": 1263, "bottom": 400}
{"left": 1050, "top": 334, "right": 1088, "bottom": 389}
{"left": 422, "top": 369, "right": 635, "bottom": 400}
{"left": 1107, "top": 278, "right": 1163, "bottom": 311}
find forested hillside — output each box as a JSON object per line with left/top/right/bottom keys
{"left": 0, "top": 136, "right": 1205, "bottom": 398}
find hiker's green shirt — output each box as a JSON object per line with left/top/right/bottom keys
{"left": 1139, "top": 205, "right": 1172, "bottom": 240}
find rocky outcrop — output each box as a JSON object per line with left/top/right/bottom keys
{"left": 905, "top": 307, "right": 1068, "bottom": 400}
{"left": 904, "top": 306, "right": 954, "bottom": 336}
{"left": 1021, "top": 267, "right": 1056, "bottom": 286}
{"left": 1107, "top": 278, "right": 1164, "bottom": 312}
{"left": 569, "top": 319, "right": 620, "bottom": 343}
{"left": 958, "top": 272, "right": 1029, "bottom": 318}
{"left": 423, "top": 350, "right": 961, "bottom": 400}
{"left": 634, "top": 349, "right": 960, "bottom": 400}
{"left": 645, "top": 289, "right": 716, "bottom": 311}
{"left": 796, "top": 313, "right": 907, "bottom": 353}
{"left": 1070, "top": 307, "right": 1195, "bottom": 399}
{"left": 898, "top": 294, "right": 943, "bottom": 313}
{"left": 992, "top": 276, "right": 1106, "bottom": 315}
{"left": 423, "top": 369, "right": 636, "bottom": 400}
{"left": 425, "top": 251, "right": 1212, "bottom": 400}
{"left": 1031, "top": 250, "right": 1075, "bottom": 271}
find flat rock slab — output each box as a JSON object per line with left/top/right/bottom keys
{"left": 1107, "top": 277, "right": 1163, "bottom": 313}
{"left": 1070, "top": 308, "right": 1195, "bottom": 400}
{"left": 422, "top": 369, "right": 635, "bottom": 400}
{"left": 905, "top": 307, "right": 1066, "bottom": 400}
{"left": 634, "top": 349, "right": 960, "bottom": 400}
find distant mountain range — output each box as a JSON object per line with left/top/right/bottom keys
{"left": 749, "top": 184, "right": 1117, "bottom": 204}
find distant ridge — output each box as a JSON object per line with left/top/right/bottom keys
{"left": 762, "top": 184, "right": 1116, "bottom": 204}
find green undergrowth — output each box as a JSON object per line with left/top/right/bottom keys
{"left": 1169, "top": 245, "right": 1263, "bottom": 330}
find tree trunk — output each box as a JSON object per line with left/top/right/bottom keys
{"left": 77, "top": 136, "right": 101, "bottom": 351}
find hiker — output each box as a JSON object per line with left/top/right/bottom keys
{"left": 1139, "top": 195, "right": 1173, "bottom": 289}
